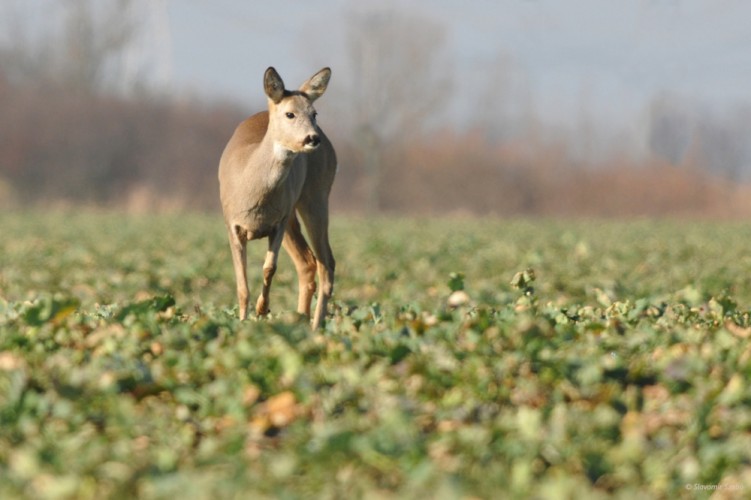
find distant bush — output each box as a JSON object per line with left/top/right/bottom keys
{"left": 0, "top": 75, "right": 245, "bottom": 211}
{"left": 1, "top": 73, "right": 750, "bottom": 217}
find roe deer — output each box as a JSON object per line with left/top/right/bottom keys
{"left": 218, "top": 67, "right": 336, "bottom": 329}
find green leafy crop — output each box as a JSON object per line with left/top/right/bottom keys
{"left": 2, "top": 212, "right": 751, "bottom": 498}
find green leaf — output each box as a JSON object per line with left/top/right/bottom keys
{"left": 448, "top": 272, "right": 465, "bottom": 292}
{"left": 510, "top": 268, "right": 536, "bottom": 290}
{"left": 115, "top": 294, "right": 176, "bottom": 321}
{"left": 22, "top": 295, "right": 80, "bottom": 326}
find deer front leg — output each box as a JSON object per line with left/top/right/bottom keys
{"left": 255, "top": 225, "right": 286, "bottom": 317}
{"left": 228, "top": 224, "right": 250, "bottom": 320}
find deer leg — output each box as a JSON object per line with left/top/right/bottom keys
{"left": 282, "top": 214, "right": 317, "bottom": 317}
{"left": 313, "top": 244, "right": 335, "bottom": 330}
{"left": 299, "top": 208, "right": 335, "bottom": 329}
{"left": 228, "top": 224, "right": 249, "bottom": 319}
{"left": 255, "top": 225, "right": 285, "bottom": 317}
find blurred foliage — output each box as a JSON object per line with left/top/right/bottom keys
{"left": 2, "top": 212, "right": 751, "bottom": 498}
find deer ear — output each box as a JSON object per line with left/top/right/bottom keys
{"left": 299, "top": 67, "right": 331, "bottom": 102}
{"left": 264, "top": 67, "right": 285, "bottom": 103}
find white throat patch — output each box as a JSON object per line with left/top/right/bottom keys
{"left": 273, "top": 142, "right": 296, "bottom": 162}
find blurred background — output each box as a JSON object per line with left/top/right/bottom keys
{"left": 1, "top": 0, "right": 749, "bottom": 217}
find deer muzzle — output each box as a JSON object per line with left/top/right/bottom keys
{"left": 303, "top": 134, "right": 321, "bottom": 150}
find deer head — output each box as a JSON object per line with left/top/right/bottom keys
{"left": 264, "top": 66, "right": 331, "bottom": 154}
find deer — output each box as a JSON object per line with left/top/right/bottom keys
{"left": 218, "top": 67, "right": 336, "bottom": 329}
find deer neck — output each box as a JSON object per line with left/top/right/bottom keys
{"left": 256, "top": 130, "right": 300, "bottom": 190}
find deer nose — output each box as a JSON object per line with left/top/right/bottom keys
{"left": 303, "top": 134, "right": 320, "bottom": 148}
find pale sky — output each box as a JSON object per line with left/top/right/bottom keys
{"left": 5, "top": 0, "right": 751, "bottom": 144}
{"left": 162, "top": 1, "right": 751, "bottom": 128}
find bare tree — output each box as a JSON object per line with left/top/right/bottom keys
{"left": 345, "top": 8, "right": 451, "bottom": 211}
{"left": 692, "top": 109, "right": 749, "bottom": 181}
{"left": 475, "top": 51, "right": 534, "bottom": 143}
{"left": 647, "top": 93, "right": 692, "bottom": 165}
{"left": 58, "top": 0, "right": 136, "bottom": 92}
{"left": 0, "top": 0, "right": 136, "bottom": 93}
{"left": 648, "top": 94, "right": 750, "bottom": 180}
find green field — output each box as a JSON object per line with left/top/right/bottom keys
{"left": 2, "top": 212, "right": 751, "bottom": 499}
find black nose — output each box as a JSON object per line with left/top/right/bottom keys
{"left": 304, "top": 134, "right": 320, "bottom": 147}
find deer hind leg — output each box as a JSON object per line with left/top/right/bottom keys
{"left": 283, "top": 214, "right": 317, "bottom": 317}
{"left": 299, "top": 207, "right": 335, "bottom": 330}
{"left": 228, "top": 224, "right": 249, "bottom": 319}
{"left": 255, "top": 225, "right": 286, "bottom": 317}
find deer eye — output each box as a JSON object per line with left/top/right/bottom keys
{"left": 312, "top": 112, "right": 318, "bottom": 120}
{"left": 285, "top": 112, "right": 295, "bottom": 119}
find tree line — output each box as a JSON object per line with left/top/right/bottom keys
{"left": 1, "top": 1, "right": 749, "bottom": 216}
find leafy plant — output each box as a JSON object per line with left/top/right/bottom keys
{"left": 2, "top": 213, "right": 751, "bottom": 498}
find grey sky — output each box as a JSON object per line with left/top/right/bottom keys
{"left": 5, "top": 0, "right": 750, "bottom": 138}
{"left": 163, "top": 1, "right": 750, "bottom": 129}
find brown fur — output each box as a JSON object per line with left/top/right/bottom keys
{"left": 218, "top": 67, "right": 336, "bottom": 329}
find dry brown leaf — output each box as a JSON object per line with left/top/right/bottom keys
{"left": 725, "top": 320, "right": 751, "bottom": 339}
{"left": 249, "top": 391, "right": 300, "bottom": 435}
{"left": 447, "top": 290, "right": 471, "bottom": 308}
{"left": 0, "top": 352, "right": 25, "bottom": 371}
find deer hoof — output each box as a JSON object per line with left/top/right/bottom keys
{"left": 255, "top": 296, "right": 270, "bottom": 316}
